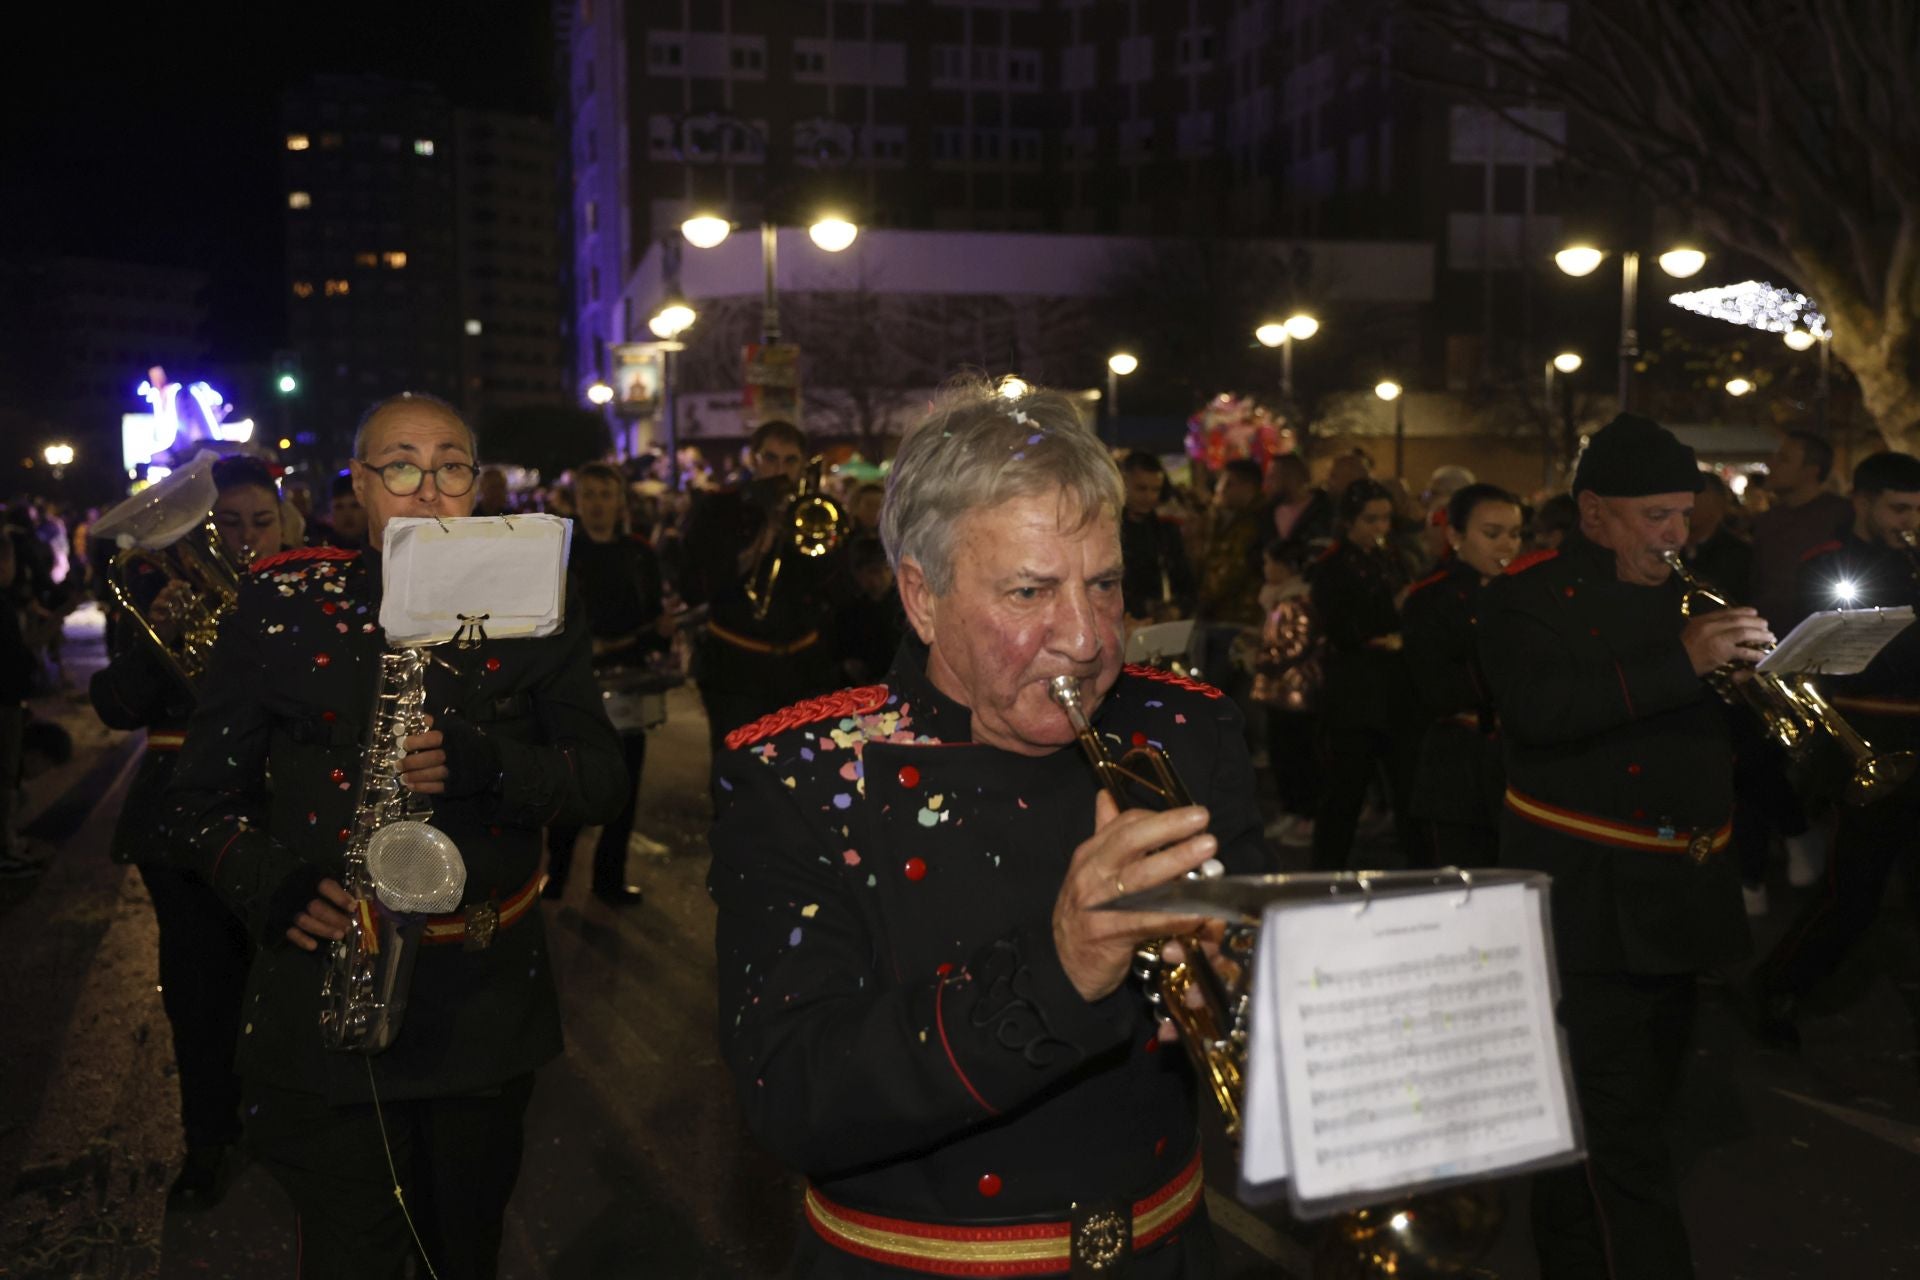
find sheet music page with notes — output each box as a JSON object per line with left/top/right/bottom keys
{"left": 1758, "top": 606, "right": 1913, "bottom": 676}
{"left": 1264, "top": 881, "right": 1576, "bottom": 1211}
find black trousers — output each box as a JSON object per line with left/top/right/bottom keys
{"left": 137, "top": 861, "right": 251, "bottom": 1150}
{"left": 245, "top": 1074, "right": 536, "bottom": 1280}
{"left": 1531, "top": 971, "right": 1697, "bottom": 1280}
{"left": 1310, "top": 719, "right": 1422, "bottom": 872}
{"left": 1759, "top": 773, "right": 1920, "bottom": 999}
{"left": 1729, "top": 727, "right": 1808, "bottom": 887}
{"left": 1262, "top": 708, "right": 1319, "bottom": 816}
{"left": 547, "top": 731, "right": 648, "bottom": 894}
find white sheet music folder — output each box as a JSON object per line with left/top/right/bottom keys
{"left": 1757, "top": 606, "right": 1913, "bottom": 677}
{"left": 379, "top": 515, "right": 571, "bottom": 647}
{"left": 1237, "top": 874, "right": 1582, "bottom": 1217}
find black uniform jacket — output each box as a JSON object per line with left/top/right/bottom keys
{"left": 164, "top": 545, "right": 626, "bottom": 1103}
{"left": 1478, "top": 533, "right": 1747, "bottom": 975}
{"left": 1309, "top": 537, "right": 1415, "bottom": 731}
{"left": 709, "top": 641, "right": 1271, "bottom": 1233}
{"left": 1120, "top": 510, "right": 1196, "bottom": 618}
{"left": 1796, "top": 532, "right": 1920, "bottom": 752}
{"left": 683, "top": 483, "right": 835, "bottom": 680}
{"left": 89, "top": 561, "right": 197, "bottom": 865}
{"left": 1402, "top": 557, "right": 1502, "bottom": 827}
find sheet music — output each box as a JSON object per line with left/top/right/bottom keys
{"left": 1758, "top": 606, "right": 1913, "bottom": 677}
{"left": 1258, "top": 882, "right": 1576, "bottom": 1210}
{"left": 381, "top": 515, "right": 571, "bottom": 645}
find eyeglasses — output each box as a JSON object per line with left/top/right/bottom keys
{"left": 357, "top": 458, "right": 478, "bottom": 497}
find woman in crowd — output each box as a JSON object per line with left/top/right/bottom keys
{"left": 87, "top": 454, "right": 286, "bottom": 1207}
{"left": 1403, "top": 482, "right": 1524, "bottom": 865}
{"left": 1309, "top": 479, "right": 1421, "bottom": 870}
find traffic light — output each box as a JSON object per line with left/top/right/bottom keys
{"left": 272, "top": 350, "right": 302, "bottom": 396}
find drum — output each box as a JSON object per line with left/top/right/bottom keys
{"left": 596, "top": 664, "right": 681, "bottom": 733}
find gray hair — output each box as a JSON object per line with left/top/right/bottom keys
{"left": 881, "top": 375, "right": 1123, "bottom": 595}
{"left": 352, "top": 392, "right": 478, "bottom": 460}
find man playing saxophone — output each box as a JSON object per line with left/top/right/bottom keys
{"left": 164, "top": 394, "right": 625, "bottom": 1279}
{"left": 1755, "top": 450, "right": 1920, "bottom": 1043}
{"left": 1477, "top": 413, "right": 1773, "bottom": 1280}
{"left": 709, "top": 378, "right": 1274, "bottom": 1277}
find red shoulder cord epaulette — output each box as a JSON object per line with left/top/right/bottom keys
{"left": 1504, "top": 548, "right": 1559, "bottom": 576}
{"left": 725, "top": 684, "right": 891, "bottom": 751}
{"left": 1122, "top": 663, "right": 1225, "bottom": 700}
{"left": 250, "top": 546, "right": 361, "bottom": 575}
{"left": 1798, "top": 538, "right": 1844, "bottom": 564}
{"left": 1406, "top": 568, "right": 1450, "bottom": 597}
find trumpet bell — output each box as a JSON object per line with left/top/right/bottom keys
{"left": 1311, "top": 1186, "right": 1508, "bottom": 1279}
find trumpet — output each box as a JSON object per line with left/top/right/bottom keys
{"left": 91, "top": 452, "right": 250, "bottom": 690}
{"left": 743, "top": 457, "right": 843, "bottom": 622}
{"left": 1047, "top": 675, "right": 1250, "bottom": 1134}
{"left": 1664, "top": 552, "right": 1915, "bottom": 804}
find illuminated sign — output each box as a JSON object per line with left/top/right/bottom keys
{"left": 121, "top": 365, "right": 255, "bottom": 475}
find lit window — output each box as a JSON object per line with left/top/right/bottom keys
{"left": 354, "top": 251, "right": 378, "bottom": 267}
{"left": 414, "top": 139, "right": 435, "bottom": 156}
{"left": 292, "top": 281, "right": 315, "bottom": 298}
{"left": 324, "top": 279, "right": 351, "bottom": 297}
{"left": 286, "top": 133, "right": 311, "bottom": 151}
{"left": 383, "top": 252, "right": 408, "bottom": 269}
{"left": 288, "top": 191, "right": 312, "bottom": 209}
{"left": 465, "top": 319, "right": 483, "bottom": 336}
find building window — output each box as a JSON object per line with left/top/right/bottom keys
{"left": 584, "top": 200, "right": 597, "bottom": 233}
{"left": 414, "top": 138, "right": 435, "bottom": 156}
{"left": 729, "top": 41, "right": 765, "bottom": 73}
{"left": 354, "top": 251, "right": 378, "bottom": 267}
{"left": 932, "top": 45, "right": 966, "bottom": 84}
{"left": 319, "top": 132, "right": 344, "bottom": 149}
{"left": 970, "top": 47, "right": 1001, "bottom": 81}
{"left": 1009, "top": 129, "right": 1042, "bottom": 165}
{"left": 324, "top": 279, "right": 351, "bottom": 297}
{"left": 287, "top": 191, "right": 312, "bottom": 209}
{"left": 648, "top": 35, "right": 683, "bottom": 69}
{"left": 932, "top": 127, "right": 967, "bottom": 163}
{"left": 1006, "top": 49, "right": 1040, "bottom": 86}
{"left": 864, "top": 125, "right": 907, "bottom": 163}
{"left": 286, "top": 133, "right": 310, "bottom": 151}
{"left": 383, "top": 251, "right": 408, "bottom": 269}
{"left": 794, "top": 48, "right": 825, "bottom": 75}
{"left": 292, "top": 281, "right": 315, "bottom": 298}
{"left": 973, "top": 130, "right": 1002, "bottom": 161}
{"left": 1118, "top": 35, "right": 1153, "bottom": 84}
{"left": 589, "top": 266, "right": 600, "bottom": 301}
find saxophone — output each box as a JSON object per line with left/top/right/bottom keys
{"left": 319, "top": 647, "right": 468, "bottom": 1054}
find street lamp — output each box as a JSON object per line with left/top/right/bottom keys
{"left": 1543, "top": 353, "right": 1583, "bottom": 486}
{"left": 648, "top": 299, "right": 697, "bottom": 340}
{"left": 1783, "top": 328, "right": 1833, "bottom": 433}
{"left": 682, "top": 206, "right": 860, "bottom": 346}
{"left": 585, "top": 381, "right": 615, "bottom": 406}
{"left": 1106, "top": 352, "right": 1138, "bottom": 431}
{"left": 808, "top": 217, "right": 859, "bottom": 253}
{"left": 276, "top": 373, "right": 299, "bottom": 395}
{"left": 680, "top": 215, "right": 732, "bottom": 249}
{"left": 1725, "top": 377, "right": 1754, "bottom": 397}
{"left": 646, "top": 301, "right": 699, "bottom": 494}
{"left": 1256, "top": 312, "right": 1320, "bottom": 403}
{"left": 43, "top": 443, "right": 74, "bottom": 478}
{"left": 1374, "top": 380, "right": 1406, "bottom": 477}
{"left": 1555, "top": 243, "right": 1707, "bottom": 412}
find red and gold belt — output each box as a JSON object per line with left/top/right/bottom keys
{"left": 803, "top": 1152, "right": 1203, "bottom": 1275}
{"left": 1504, "top": 786, "right": 1731, "bottom": 864}
{"left": 146, "top": 730, "right": 187, "bottom": 752}
{"left": 416, "top": 869, "right": 543, "bottom": 950}
{"left": 708, "top": 621, "right": 820, "bottom": 656}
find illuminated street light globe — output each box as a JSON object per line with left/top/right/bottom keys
{"left": 1107, "top": 352, "right": 1139, "bottom": 376}
{"left": 1374, "top": 380, "right": 1403, "bottom": 402}
{"left": 649, "top": 301, "right": 697, "bottom": 339}
{"left": 1783, "top": 329, "right": 1817, "bottom": 352}
{"left": 277, "top": 373, "right": 299, "bottom": 394}
{"left": 1254, "top": 322, "right": 1288, "bottom": 348}
{"left": 585, "top": 382, "right": 615, "bottom": 406}
{"left": 998, "top": 376, "right": 1030, "bottom": 400}
{"left": 43, "top": 443, "right": 75, "bottom": 467}
{"left": 1658, "top": 247, "right": 1707, "bottom": 278}
{"left": 681, "top": 215, "right": 732, "bottom": 249}
{"left": 808, "top": 217, "right": 859, "bottom": 252}
{"left": 1555, "top": 245, "right": 1605, "bottom": 277}
{"left": 1553, "top": 352, "right": 1584, "bottom": 374}
{"left": 1284, "top": 313, "right": 1320, "bottom": 341}
{"left": 1725, "top": 377, "right": 1755, "bottom": 397}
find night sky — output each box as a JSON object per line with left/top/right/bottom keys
{"left": 9, "top": 2, "right": 554, "bottom": 362}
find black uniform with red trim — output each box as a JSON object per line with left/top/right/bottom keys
{"left": 1401, "top": 556, "right": 1503, "bottom": 863}
{"left": 1758, "top": 530, "right": 1920, "bottom": 1005}
{"left": 708, "top": 641, "right": 1273, "bottom": 1277}
{"left": 1477, "top": 532, "right": 1748, "bottom": 974}
{"left": 163, "top": 545, "right": 627, "bottom": 1103}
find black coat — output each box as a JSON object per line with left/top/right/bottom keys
{"left": 88, "top": 562, "right": 196, "bottom": 865}
{"left": 1402, "top": 558, "right": 1503, "bottom": 827}
{"left": 1309, "top": 538, "right": 1415, "bottom": 732}
{"left": 709, "top": 643, "right": 1272, "bottom": 1256}
{"left": 1119, "top": 510, "right": 1196, "bottom": 618}
{"left": 1477, "top": 533, "right": 1748, "bottom": 975}
{"left": 164, "top": 546, "right": 627, "bottom": 1103}
{"left": 682, "top": 483, "right": 836, "bottom": 692}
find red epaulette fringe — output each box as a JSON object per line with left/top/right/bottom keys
{"left": 1123, "top": 663, "right": 1224, "bottom": 700}
{"left": 725, "top": 685, "right": 892, "bottom": 751}
{"left": 250, "top": 546, "right": 361, "bottom": 575}
{"left": 1503, "top": 548, "right": 1559, "bottom": 576}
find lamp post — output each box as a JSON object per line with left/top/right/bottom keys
{"left": 1783, "top": 327, "right": 1832, "bottom": 434}
{"left": 1555, "top": 244, "right": 1705, "bottom": 413}
{"left": 1105, "top": 352, "right": 1138, "bottom": 436}
{"left": 1374, "top": 381, "right": 1405, "bottom": 477}
{"left": 1543, "top": 352, "right": 1582, "bottom": 485}
{"left": 649, "top": 299, "right": 699, "bottom": 492}
{"left": 1255, "top": 313, "right": 1319, "bottom": 412}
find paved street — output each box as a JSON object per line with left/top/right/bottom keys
{"left": 3, "top": 616, "right": 1920, "bottom": 1277}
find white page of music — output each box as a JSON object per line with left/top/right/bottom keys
{"left": 1759, "top": 606, "right": 1913, "bottom": 677}
{"left": 1266, "top": 882, "right": 1575, "bottom": 1204}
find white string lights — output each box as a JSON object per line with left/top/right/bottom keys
{"left": 1666, "top": 280, "right": 1828, "bottom": 337}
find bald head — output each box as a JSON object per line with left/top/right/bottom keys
{"left": 352, "top": 393, "right": 476, "bottom": 461}
{"left": 350, "top": 393, "right": 479, "bottom": 547}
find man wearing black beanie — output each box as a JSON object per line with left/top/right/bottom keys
{"left": 1476, "top": 413, "right": 1774, "bottom": 1278}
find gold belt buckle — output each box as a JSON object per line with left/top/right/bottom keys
{"left": 1686, "top": 832, "right": 1715, "bottom": 864}
{"left": 1069, "top": 1199, "right": 1132, "bottom": 1277}
{"left": 462, "top": 901, "right": 499, "bottom": 951}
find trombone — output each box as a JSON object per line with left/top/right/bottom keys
{"left": 743, "top": 457, "right": 843, "bottom": 622}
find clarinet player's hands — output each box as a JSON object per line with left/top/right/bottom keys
{"left": 286, "top": 878, "right": 354, "bottom": 951}
{"left": 1052, "top": 792, "right": 1215, "bottom": 1003}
